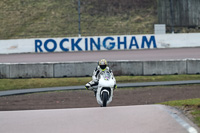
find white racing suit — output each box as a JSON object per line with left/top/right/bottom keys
{"left": 85, "top": 66, "right": 116, "bottom": 90}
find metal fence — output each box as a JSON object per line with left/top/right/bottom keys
{"left": 158, "top": 0, "right": 200, "bottom": 33}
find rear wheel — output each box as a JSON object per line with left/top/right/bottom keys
{"left": 102, "top": 92, "right": 108, "bottom": 107}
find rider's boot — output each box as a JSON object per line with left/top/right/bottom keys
{"left": 94, "top": 90, "right": 97, "bottom": 97}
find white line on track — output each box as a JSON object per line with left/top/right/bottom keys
{"left": 159, "top": 106, "right": 199, "bottom": 133}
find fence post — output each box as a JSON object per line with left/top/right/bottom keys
{"left": 170, "top": 0, "right": 174, "bottom": 33}
{"left": 78, "top": 0, "right": 81, "bottom": 37}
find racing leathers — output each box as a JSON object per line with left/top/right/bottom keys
{"left": 85, "top": 66, "right": 117, "bottom": 90}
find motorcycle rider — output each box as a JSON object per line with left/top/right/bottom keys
{"left": 85, "top": 59, "right": 117, "bottom": 91}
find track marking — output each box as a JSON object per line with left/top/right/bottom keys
{"left": 160, "top": 106, "right": 198, "bottom": 133}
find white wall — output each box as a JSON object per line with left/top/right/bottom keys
{"left": 0, "top": 33, "right": 200, "bottom": 54}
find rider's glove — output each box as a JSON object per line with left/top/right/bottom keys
{"left": 85, "top": 83, "right": 92, "bottom": 90}
{"left": 114, "top": 84, "right": 117, "bottom": 90}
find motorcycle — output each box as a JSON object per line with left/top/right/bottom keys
{"left": 94, "top": 70, "right": 116, "bottom": 107}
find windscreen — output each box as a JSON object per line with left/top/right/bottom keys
{"left": 103, "top": 71, "right": 111, "bottom": 80}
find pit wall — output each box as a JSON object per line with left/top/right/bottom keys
{"left": 0, "top": 59, "right": 199, "bottom": 78}
{"left": 0, "top": 33, "right": 200, "bottom": 54}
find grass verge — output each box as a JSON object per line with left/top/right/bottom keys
{"left": 161, "top": 98, "right": 200, "bottom": 127}
{"left": 0, "top": 0, "right": 156, "bottom": 39}
{"left": 0, "top": 74, "right": 200, "bottom": 91}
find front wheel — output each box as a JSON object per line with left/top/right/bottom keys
{"left": 102, "top": 92, "right": 108, "bottom": 107}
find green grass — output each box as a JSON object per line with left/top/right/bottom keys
{"left": 1, "top": 0, "right": 200, "bottom": 39}
{"left": 161, "top": 99, "right": 200, "bottom": 106}
{"left": 0, "top": 74, "right": 200, "bottom": 91}
{"left": 0, "top": 0, "right": 157, "bottom": 39}
{"left": 115, "top": 75, "right": 200, "bottom": 83}
{"left": 161, "top": 99, "right": 200, "bottom": 127}
{"left": 0, "top": 77, "right": 90, "bottom": 91}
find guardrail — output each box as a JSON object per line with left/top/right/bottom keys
{"left": 0, "top": 59, "right": 200, "bottom": 79}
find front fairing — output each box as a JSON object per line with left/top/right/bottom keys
{"left": 98, "top": 72, "right": 115, "bottom": 88}
{"left": 96, "top": 71, "right": 115, "bottom": 106}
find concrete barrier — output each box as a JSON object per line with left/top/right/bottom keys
{"left": 54, "top": 62, "right": 97, "bottom": 77}
{"left": 0, "top": 59, "right": 199, "bottom": 79}
{"left": 187, "top": 60, "right": 200, "bottom": 74}
{"left": 9, "top": 63, "right": 54, "bottom": 78}
{"left": 0, "top": 64, "right": 10, "bottom": 78}
{"left": 143, "top": 60, "right": 187, "bottom": 75}
{"left": 109, "top": 61, "right": 143, "bottom": 76}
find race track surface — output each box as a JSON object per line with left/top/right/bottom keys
{"left": 0, "top": 105, "right": 199, "bottom": 133}
{"left": 1, "top": 47, "right": 200, "bottom": 133}
{"left": 0, "top": 47, "right": 200, "bottom": 63}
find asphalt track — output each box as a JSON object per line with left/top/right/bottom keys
{"left": 0, "top": 105, "right": 199, "bottom": 133}
{"left": 1, "top": 47, "right": 200, "bottom": 133}
{"left": 0, "top": 47, "right": 200, "bottom": 63}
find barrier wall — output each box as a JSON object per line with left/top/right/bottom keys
{"left": 0, "top": 64, "right": 9, "bottom": 78}
{"left": 9, "top": 63, "right": 54, "bottom": 78}
{"left": 187, "top": 60, "right": 200, "bottom": 74}
{"left": 54, "top": 62, "right": 97, "bottom": 77}
{"left": 0, "top": 59, "right": 199, "bottom": 79}
{"left": 0, "top": 33, "right": 200, "bottom": 54}
{"left": 143, "top": 60, "right": 187, "bottom": 75}
{"left": 109, "top": 61, "right": 143, "bottom": 76}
